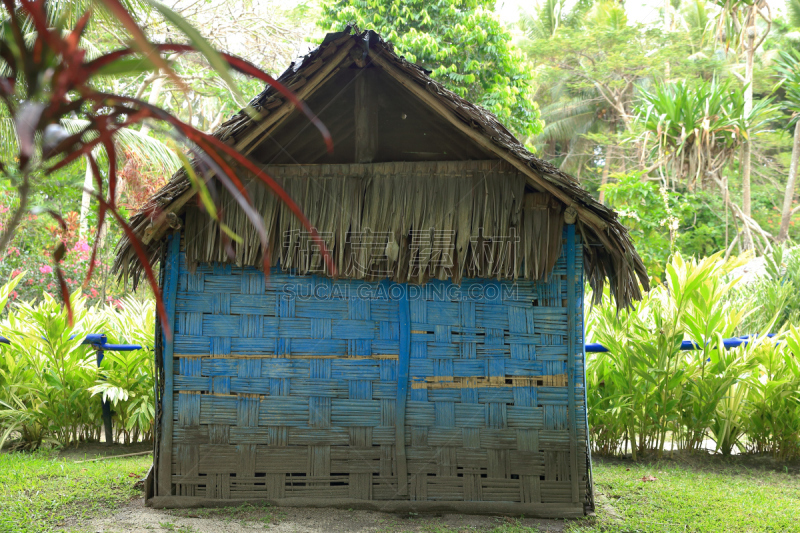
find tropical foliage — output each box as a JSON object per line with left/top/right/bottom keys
{"left": 0, "top": 271, "right": 165, "bottom": 450}
{"left": 0, "top": 0, "right": 797, "bottom": 469}
{"left": 524, "top": 0, "right": 799, "bottom": 261}
{"left": 0, "top": 278, "right": 155, "bottom": 449}
{"left": 588, "top": 249, "right": 800, "bottom": 460}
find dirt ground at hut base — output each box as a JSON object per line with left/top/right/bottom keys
{"left": 84, "top": 499, "right": 570, "bottom": 533}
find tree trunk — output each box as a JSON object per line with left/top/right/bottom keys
{"left": 139, "top": 75, "right": 166, "bottom": 137}
{"left": 778, "top": 119, "right": 800, "bottom": 242}
{"left": 740, "top": 14, "right": 756, "bottom": 250}
{"left": 598, "top": 145, "right": 614, "bottom": 205}
{"left": 741, "top": 143, "right": 752, "bottom": 225}
{"left": 79, "top": 156, "right": 93, "bottom": 239}
{"left": 664, "top": 0, "right": 671, "bottom": 78}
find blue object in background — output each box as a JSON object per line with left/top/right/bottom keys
{"left": 584, "top": 334, "right": 777, "bottom": 353}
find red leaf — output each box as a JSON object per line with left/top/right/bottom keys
{"left": 83, "top": 156, "right": 105, "bottom": 288}
{"left": 1, "top": 0, "right": 26, "bottom": 59}
{"left": 83, "top": 91, "right": 334, "bottom": 280}
{"left": 64, "top": 10, "right": 91, "bottom": 52}
{"left": 46, "top": 135, "right": 104, "bottom": 173}
{"left": 43, "top": 209, "right": 67, "bottom": 232}
{"left": 100, "top": 132, "right": 118, "bottom": 207}
{"left": 17, "top": 0, "right": 59, "bottom": 50}
{"left": 53, "top": 242, "right": 66, "bottom": 262}
{"left": 99, "top": 0, "right": 188, "bottom": 93}
{"left": 84, "top": 44, "right": 332, "bottom": 152}
{"left": 55, "top": 265, "right": 73, "bottom": 327}
{"left": 199, "top": 133, "right": 336, "bottom": 275}
{"left": 90, "top": 192, "right": 171, "bottom": 339}
{"left": 215, "top": 53, "right": 333, "bottom": 154}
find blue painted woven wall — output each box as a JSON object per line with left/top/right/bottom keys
{"left": 164, "top": 230, "right": 589, "bottom": 507}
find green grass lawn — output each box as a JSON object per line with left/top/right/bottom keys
{"left": 0, "top": 448, "right": 150, "bottom": 533}
{"left": 579, "top": 456, "right": 800, "bottom": 533}
{"left": 0, "top": 449, "right": 798, "bottom": 532}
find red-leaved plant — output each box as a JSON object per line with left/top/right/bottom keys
{"left": 0, "top": 0, "right": 333, "bottom": 334}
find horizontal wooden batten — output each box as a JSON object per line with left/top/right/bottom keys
{"left": 174, "top": 354, "right": 400, "bottom": 360}
{"left": 411, "top": 374, "right": 569, "bottom": 389}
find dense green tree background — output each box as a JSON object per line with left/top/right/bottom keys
{"left": 316, "top": 0, "right": 543, "bottom": 138}
{"left": 515, "top": 0, "right": 800, "bottom": 277}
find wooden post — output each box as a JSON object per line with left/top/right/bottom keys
{"left": 566, "top": 222, "right": 580, "bottom": 503}
{"left": 578, "top": 236, "right": 595, "bottom": 512}
{"left": 354, "top": 69, "right": 378, "bottom": 163}
{"left": 95, "top": 340, "right": 114, "bottom": 445}
{"left": 157, "top": 232, "right": 181, "bottom": 496}
{"left": 396, "top": 284, "right": 410, "bottom": 496}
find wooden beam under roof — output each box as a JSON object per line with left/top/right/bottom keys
{"left": 354, "top": 68, "right": 378, "bottom": 164}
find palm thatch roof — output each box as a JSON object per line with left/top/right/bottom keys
{"left": 113, "top": 28, "right": 649, "bottom": 306}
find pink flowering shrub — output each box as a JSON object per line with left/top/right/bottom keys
{"left": 0, "top": 203, "right": 127, "bottom": 306}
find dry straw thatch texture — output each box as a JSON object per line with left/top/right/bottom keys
{"left": 181, "top": 160, "right": 563, "bottom": 285}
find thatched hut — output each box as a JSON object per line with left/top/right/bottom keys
{"left": 115, "top": 28, "right": 647, "bottom": 516}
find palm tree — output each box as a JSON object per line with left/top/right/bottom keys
{"left": 774, "top": 48, "right": 800, "bottom": 242}
{"left": 519, "top": 0, "right": 565, "bottom": 40}
{"left": 681, "top": 0, "right": 715, "bottom": 53}
{"left": 521, "top": 0, "right": 633, "bottom": 201}
{"left": 711, "top": 0, "right": 772, "bottom": 249}
{"left": 535, "top": 91, "right": 613, "bottom": 176}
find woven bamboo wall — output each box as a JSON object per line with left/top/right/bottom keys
{"left": 160, "top": 230, "right": 590, "bottom": 512}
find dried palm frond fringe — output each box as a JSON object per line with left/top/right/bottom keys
{"left": 179, "top": 161, "right": 564, "bottom": 284}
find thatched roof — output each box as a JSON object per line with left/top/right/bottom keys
{"left": 114, "top": 28, "right": 648, "bottom": 306}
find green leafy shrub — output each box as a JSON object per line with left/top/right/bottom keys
{"left": 587, "top": 252, "right": 800, "bottom": 459}
{"left": 603, "top": 172, "right": 730, "bottom": 281}
{"left": 734, "top": 246, "right": 800, "bottom": 334}
{"left": 90, "top": 297, "right": 156, "bottom": 444}
{"left": 0, "top": 283, "right": 154, "bottom": 449}
{"left": 743, "top": 326, "right": 800, "bottom": 459}
{"left": 0, "top": 292, "right": 103, "bottom": 448}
